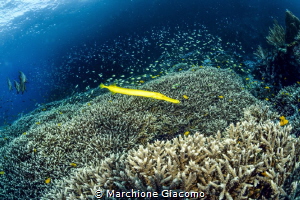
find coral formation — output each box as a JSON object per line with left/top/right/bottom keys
{"left": 43, "top": 103, "right": 300, "bottom": 199}
{"left": 266, "top": 21, "right": 285, "bottom": 48}
{"left": 296, "top": 31, "right": 300, "bottom": 41}
{"left": 274, "top": 84, "right": 300, "bottom": 117}
{"left": 0, "top": 99, "right": 84, "bottom": 146}
{"left": 253, "top": 10, "right": 300, "bottom": 90}
{"left": 253, "top": 45, "right": 268, "bottom": 63}
{"left": 273, "top": 84, "right": 300, "bottom": 136}
{"left": 285, "top": 10, "right": 300, "bottom": 44}
{"left": 0, "top": 66, "right": 257, "bottom": 199}
{"left": 293, "top": 40, "right": 300, "bottom": 66}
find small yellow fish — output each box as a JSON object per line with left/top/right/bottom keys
{"left": 45, "top": 178, "right": 51, "bottom": 184}
{"left": 279, "top": 116, "right": 289, "bottom": 126}
{"left": 261, "top": 171, "right": 269, "bottom": 177}
{"left": 0, "top": 171, "right": 5, "bottom": 175}
{"left": 70, "top": 163, "right": 77, "bottom": 167}
{"left": 183, "top": 95, "right": 189, "bottom": 99}
{"left": 184, "top": 131, "right": 190, "bottom": 136}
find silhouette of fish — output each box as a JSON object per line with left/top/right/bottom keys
{"left": 14, "top": 80, "right": 21, "bottom": 94}
{"left": 7, "top": 78, "right": 13, "bottom": 91}
{"left": 18, "top": 71, "right": 27, "bottom": 94}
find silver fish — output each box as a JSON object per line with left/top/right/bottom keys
{"left": 7, "top": 78, "right": 13, "bottom": 91}
{"left": 19, "top": 71, "right": 27, "bottom": 94}
{"left": 19, "top": 71, "right": 27, "bottom": 83}
{"left": 14, "top": 80, "right": 21, "bottom": 94}
{"left": 20, "top": 82, "right": 26, "bottom": 94}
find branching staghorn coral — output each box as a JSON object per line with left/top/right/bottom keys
{"left": 0, "top": 66, "right": 257, "bottom": 199}
{"left": 43, "top": 103, "right": 300, "bottom": 199}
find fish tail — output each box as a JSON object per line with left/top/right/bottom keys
{"left": 163, "top": 97, "right": 180, "bottom": 104}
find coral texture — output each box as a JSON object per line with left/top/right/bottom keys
{"left": 274, "top": 84, "right": 300, "bottom": 136}
{"left": 0, "top": 66, "right": 257, "bottom": 199}
{"left": 285, "top": 10, "right": 300, "bottom": 44}
{"left": 43, "top": 103, "right": 300, "bottom": 200}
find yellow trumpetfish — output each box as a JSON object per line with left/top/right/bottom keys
{"left": 100, "top": 84, "right": 180, "bottom": 104}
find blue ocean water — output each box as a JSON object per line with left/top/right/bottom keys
{"left": 0, "top": 0, "right": 299, "bottom": 126}
{"left": 1, "top": 1, "right": 300, "bottom": 199}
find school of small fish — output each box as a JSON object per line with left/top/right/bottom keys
{"left": 51, "top": 23, "right": 246, "bottom": 99}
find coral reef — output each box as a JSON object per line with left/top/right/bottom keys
{"left": 0, "top": 100, "right": 84, "bottom": 146}
{"left": 0, "top": 66, "right": 257, "bottom": 199}
{"left": 274, "top": 84, "right": 300, "bottom": 117}
{"left": 293, "top": 40, "right": 300, "bottom": 66}
{"left": 296, "top": 31, "right": 300, "bottom": 41}
{"left": 0, "top": 86, "right": 104, "bottom": 144}
{"left": 253, "top": 10, "right": 300, "bottom": 91}
{"left": 273, "top": 84, "right": 300, "bottom": 136}
{"left": 43, "top": 103, "right": 300, "bottom": 200}
{"left": 253, "top": 45, "right": 268, "bottom": 63}
{"left": 285, "top": 10, "right": 300, "bottom": 44}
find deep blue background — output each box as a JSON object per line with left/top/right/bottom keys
{"left": 0, "top": 0, "right": 299, "bottom": 126}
